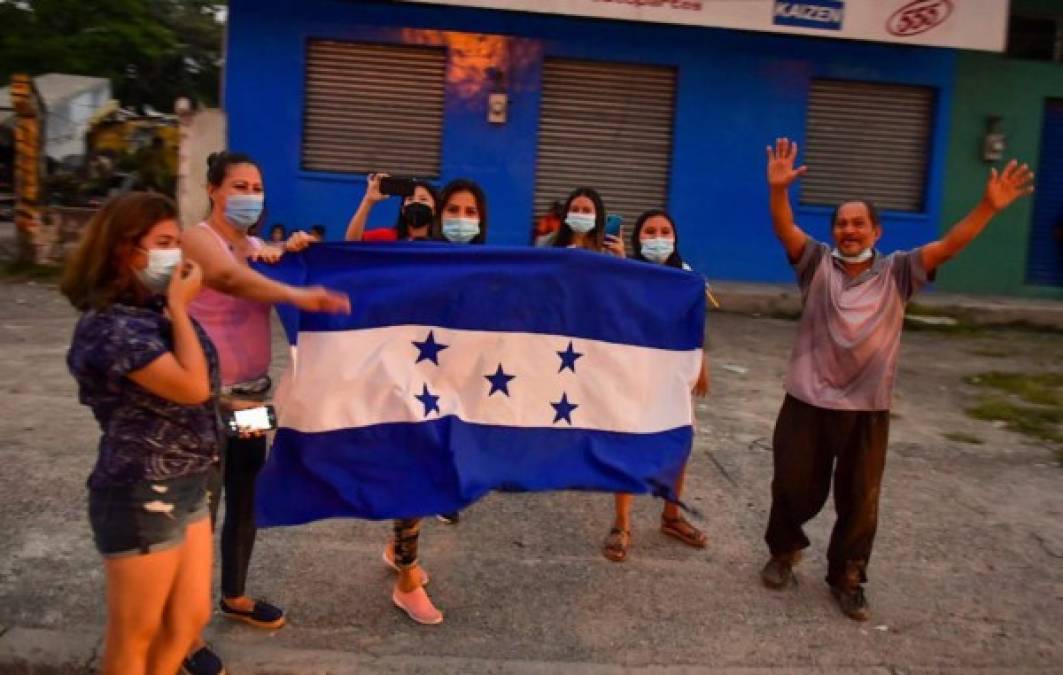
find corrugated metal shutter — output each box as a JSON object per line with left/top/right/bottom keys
{"left": 302, "top": 40, "right": 445, "bottom": 176}
{"left": 534, "top": 58, "right": 676, "bottom": 246}
{"left": 801, "top": 79, "right": 936, "bottom": 212}
{"left": 1025, "top": 99, "right": 1063, "bottom": 286}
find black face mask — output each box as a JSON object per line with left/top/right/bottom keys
{"left": 402, "top": 202, "right": 434, "bottom": 232}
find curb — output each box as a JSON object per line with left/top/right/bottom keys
{"left": 1, "top": 626, "right": 1060, "bottom": 674}
{"left": 709, "top": 282, "right": 1063, "bottom": 331}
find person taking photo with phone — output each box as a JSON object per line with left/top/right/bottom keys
{"left": 63, "top": 192, "right": 218, "bottom": 675}
{"left": 345, "top": 173, "right": 440, "bottom": 242}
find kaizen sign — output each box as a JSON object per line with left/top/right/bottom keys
{"left": 773, "top": 1, "right": 844, "bottom": 32}
{"left": 398, "top": 0, "right": 1006, "bottom": 52}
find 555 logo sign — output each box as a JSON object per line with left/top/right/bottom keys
{"left": 887, "top": 0, "right": 953, "bottom": 37}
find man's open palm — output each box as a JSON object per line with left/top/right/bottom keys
{"left": 984, "top": 160, "right": 1035, "bottom": 213}
{"left": 766, "top": 137, "right": 808, "bottom": 189}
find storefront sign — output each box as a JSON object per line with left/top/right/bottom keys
{"left": 399, "top": 0, "right": 1006, "bottom": 52}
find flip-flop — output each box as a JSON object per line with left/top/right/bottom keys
{"left": 603, "top": 527, "right": 630, "bottom": 562}
{"left": 661, "top": 515, "right": 708, "bottom": 548}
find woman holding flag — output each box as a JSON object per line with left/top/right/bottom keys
{"left": 179, "top": 151, "right": 350, "bottom": 673}
{"left": 602, "top": 209, "right": 710, "bottom": 562}
{"left": 350, "top": 176, "right": 489, "bottom": 625}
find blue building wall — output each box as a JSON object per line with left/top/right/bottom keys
{"left": 225, "top": 0, "right": 955, "bottom": 283}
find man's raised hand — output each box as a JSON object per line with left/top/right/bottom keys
{"left": 766, "top": 138, "right": 808, "bottom": 190}
{"left": 983, "top": 160, "right": 1035, "bottom": 213}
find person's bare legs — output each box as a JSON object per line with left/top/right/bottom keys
{"left": 101, "top": 545, "right": 181, "bottom": 674}
{"left": 603, "top": 494, "right": 634, "bottom": 561}
{"left": 147, "top": 518, "right": 213, "bottom": 674}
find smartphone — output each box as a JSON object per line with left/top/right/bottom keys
{"left": 378, "top": 176, "right": 416, "bottom": 198}
{"left": 604, "top": 213, "right": 623, "bottom": 238}
{"left": 226, "top": 404, "right": 277, "bottom": 435}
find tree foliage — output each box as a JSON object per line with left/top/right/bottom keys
{"left": 0, "top": 0, "right": 225, "bottom": 111}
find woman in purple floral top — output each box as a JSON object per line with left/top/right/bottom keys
{"left": 62, "top": 192, "right": 220, "bottom": 675}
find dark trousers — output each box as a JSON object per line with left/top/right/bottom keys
{"left": 208, "top": 434, "right": 268, "bottom": 598}
{"left": 765, "top": 394, "right": 890, "bottom": 588}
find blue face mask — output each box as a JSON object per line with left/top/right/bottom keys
{"left": 442, "top": 217, "right": 480, "bottom": 243}
{"left": 224, "top": 194, "right": 264, "bottom": 231}
{"left": 640, "top": 237, "right": 675, "bottom": 264}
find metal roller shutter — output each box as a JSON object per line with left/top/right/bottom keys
{"left": 534, "top": 58, "right": 676, "bottom": 246}
{"left": 302, "top": 40, "right": 445, "bottom": 177}
{"left": 801, "top": 79, "right": 936, "bottom": 212}
{"left": 1025, "top": 99, "right": 1063, "bottom": 287}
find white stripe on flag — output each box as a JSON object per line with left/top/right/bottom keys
{"left": 274, "top": 325, "right": 701, "bottom": 434}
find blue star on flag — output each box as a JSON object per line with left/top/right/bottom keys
{"left": 412, "top": 330, "right": 448, "bottom": 365}
{"left": 551, "top": 392, "right": 578, "bottom": 425}
{"left": 485, "top": 364, "right": 516, "bottom": 397}
{"left": 557, "top": 341, "right": 583, "bottom": 373}
{"left": 415, "top": 383, "right": 440, "bottom": 417}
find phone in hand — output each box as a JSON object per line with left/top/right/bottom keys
{"left": 225, "top": 404, "right": 277, "bottom": 436}
{"left": 378, "top": 176, "right": 416, "bottom": 198}
{"left": 604, "top": 213, "right": 623, "bottom": 239}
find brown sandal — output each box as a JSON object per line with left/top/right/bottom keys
{"left": 603, "top": 527, "right": 630, "bottom": 562}
{"left": 661, "top": 515, "right": 707, "bottom": 548}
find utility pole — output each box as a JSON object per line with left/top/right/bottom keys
{"left": 11, "top": 74, "right": 46, "bottom": 265}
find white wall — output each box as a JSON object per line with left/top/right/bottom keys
{"left": 177, "top": 107, "right": 227, "bottom": 228}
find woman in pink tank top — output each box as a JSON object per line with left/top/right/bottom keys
{"left": 179, "top": 152, "right": 349, "bottom": 672}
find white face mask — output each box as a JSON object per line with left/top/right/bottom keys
{"left": 831, "top": 247, "right": 873, "bottom": 264}
{"left": 640, "top": 237, "right": 675, "bottom": 264}
{"left": 136, "top": 247, "right": 182, "bottom": 294}
{"left": 565, "top": 213, "right": 596, "bottom": 234}
{"left": 441, "top": 217, "right": 480, "bottom": 243}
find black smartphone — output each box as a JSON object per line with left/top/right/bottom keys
{"left": 378, "top": 176, "right": 416, "bottom": 198}
{"left": 225, "top": 404, "right": 277, "bottom": 436}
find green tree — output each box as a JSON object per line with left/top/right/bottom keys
{"left": 0, "top": 0, "right": 224, "bottom": 111}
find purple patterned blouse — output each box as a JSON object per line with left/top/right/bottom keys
{"left": 67, "top": 298, "right": 223, "bottom": 489}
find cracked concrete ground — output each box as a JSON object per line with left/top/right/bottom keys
{"left": 0, "top": 280, "right": 1061, "bottom": 673}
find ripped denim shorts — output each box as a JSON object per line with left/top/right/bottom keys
{"left": 88, "top": 472, "right": 209, "bottom": 558}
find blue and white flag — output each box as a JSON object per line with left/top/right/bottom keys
{"left": 254, "top": 243, "right": 706, "bottom": 525}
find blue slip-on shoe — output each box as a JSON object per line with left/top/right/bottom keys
{"left": 219, "top": 597, "right": 286, "bottom": 630}
{"left": 182, "top": 645, "right": 226, "bottom": 675}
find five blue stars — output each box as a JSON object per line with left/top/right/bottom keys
{"left": 415, "top": 383, "right": 440, "bottom": 417}
{"left": 551, "top": 392, "right": 578, "bottom": 425}
{"left": 485, "top": 364, "right": 516, "bottom": 397}
{"left": 413, "top": 330, "right": 449, "bottom": 365}
{"left": 557, "top": 341, "right": 583, "bottom": 373}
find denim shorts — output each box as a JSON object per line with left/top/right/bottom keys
{"left": 88, "top": 472, "right": 209, "bottom": 558}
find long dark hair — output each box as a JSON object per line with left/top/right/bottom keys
{"left": 394, "top": 179, "right": 441, "bottom": 240}
{"left": 60, "top": 192, "right": 178, "bottom": 310}
{"left": 631, "top": 209, "right": 685, "bottom": 269}
{"left": 435, "top": 178, "right": 489, "bottom": 245}
{"left": 552, "top": 187, "right": 606, "bottom": 250}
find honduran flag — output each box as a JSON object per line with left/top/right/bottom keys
{"left": 254, "top": 243, "right": 706, "bottom": 526}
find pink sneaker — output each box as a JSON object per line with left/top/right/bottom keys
{"left": 392, "top": 585, "right": 443, "bottom": 625}
{"left": 382, "top": 543, "right": 429, "bottom": 586}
